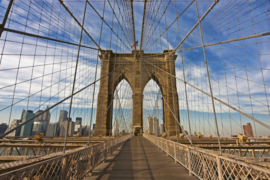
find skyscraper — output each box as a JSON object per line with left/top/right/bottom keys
{"left": 82, "top": 125, "right": 90, "bottom": 136}
{"left": 46, "top": 123, "right": 59, "bottom": 137}
{"left": 153, "top": 117, "right": 159, "bottom": 136}
{"left": 243, "top": 123, "right": 254, "bottom": 137}
{"left": 147, "top": 115, "right": 153, "bottom": 134}
{"left": 59, "top": 121, "right": 75, "bottom": 136}
{"left": 160, "top": 124, "right": 164, "bottom": 134}
{"left": 5, "top": 119, "right": 21, "bottom": 136}
{"left": 20, "top": 110, "right": 35, "bottom": 137}
{"left": 0, "top": 123, "right": 8, "bottom": 135}
{"left": 59, "top": 110, "right": 68, "bottom": 122}
{"left": 20, "top": 109, "right": 25, "bottom": 123}
{"left": 43, "top": 106, "right": 50, "bottom": 123}
{"left": 76, "top": 117, "right": 82, "bottom": 125}
{"left": 32, "top": 106, "right": 50, "bottom": 135}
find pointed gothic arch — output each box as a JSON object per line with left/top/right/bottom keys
{"left": 95, "top": 50, "right": 181, "bottom": 136}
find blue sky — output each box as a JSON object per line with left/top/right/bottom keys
{"left": 0, "top": 0, "right": 270, "bottom": 136}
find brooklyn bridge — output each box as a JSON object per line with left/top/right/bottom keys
{"left": 0, "top": 0, "right": 269, "bottom": 179}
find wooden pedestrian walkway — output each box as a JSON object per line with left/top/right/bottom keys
{"left": 84, "top": 136, "right": 197, "bottom": 180}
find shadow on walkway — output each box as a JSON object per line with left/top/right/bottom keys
{"left": 84, "top": 136, "right": 197, "bottom": 180}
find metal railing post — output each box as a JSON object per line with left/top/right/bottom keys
{"left": 187, "top": 147, "right": 192, "bottom": 176}
{"left": 174, "top": 142, "right": 176, "bottom": 163}
{"left": 61, "top": 155, "right": 68, "bottom": 180}
{"left": 216, "top": 155, "right": 223, "bottom": 180}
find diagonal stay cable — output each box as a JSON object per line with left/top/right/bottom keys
{"left": 143, "top": 59, "right": 270, "bottom": 131}
{"left": 0, "top": 65, "right": 122, "bottom": 139}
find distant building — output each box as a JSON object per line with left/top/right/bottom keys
{"left": 20, "top": 110, "right": 35, "bottom": 137}
{"left": 33, "top": 106, "right": 50, "bottom": 135}
{"left": 46, "top": 123, "right": 59, "bottom": 137}
{"left": 114, "top": 120, "right": 119, "bottom": 134}
{"left": 59, "top": 121, "right": 75, "bottom": 137}
{"left": 76, "top": 117, "right": 82, "bottom": 125}
{"left": 243, "top": 123, "right": 254, "bottom": 137}
{"left": 160, "top": 124, "right": 164, "bottom": 134}
{"left": 35, "top": 110, "right": 44, "bottom": 122}
{"left": 59, "top": 110, "right": 68, "bottom": 122}
{"left": 5, "top": 119, "right": 21, "bottom": 136}
{"left": 43, "top": 106, "right": 50, "bottom": 123}
{"left": 0, "top": 123, "right": 8, "bottom": 135}
{"left": 93, "top": 123, "right": 96, "bottom": 130}
{"left": 32, "top": 122, "right": 43, "bottom": 136}
{"left": 82, "top": 126, "right": 90, "bottom": 136}
{"left": 153, "top": 117, "right": 159, "bottom": 136}
{"left": 147, "top": 115, "right": 153, "bottom": 134}
{"left": 74, "top": 124, "right": 82, "bottom": 134}
{"left": 20, "top": 109, "right": 25, "bottom": 123}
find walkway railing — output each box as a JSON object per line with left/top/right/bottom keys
{"left": 143, "top": 134, "right": 270, "bottom": 180}
{"left": 0, "top": 134, "right": 132, "bottom": 180}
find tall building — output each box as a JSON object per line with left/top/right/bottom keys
{"left": 20, "top": 109, "right": 25, "bottom": 123}
{"left": 160, "top": 124, "right": 164, "bottom": 134}
{"left": 43, "top": 106, "right": 50, "bottom": 123}
{"left": 153, "top": 117, "right": 159, "bottom": 136}
{"left": 20, "top": 110, "right": 35, "bottom": 137}
{"left": 82, "top": 125, "right": 90, "bottom": 136}
{"left": 93, "top": 123, "right": 96, "bottom": 130}
{"left": 33, "top": 106, "right": 50, "bottom": 135}
{"left": 74, "top": 117, "right": 82, "bottom": 134}
{"left": 114, "top": 120, "right": 119, "bottom": 134}
{"left": 46, "top": 123, "right": 59, "bottom": 137}
{"left": 243, "top": 123, "right": 254, "bottom": 137}
{"left": 5, "top": 119, "right": 21, "bottom": 136}
{"left": 59, "top": 121, "right": 75, "bottom": 137}
{"left": 35, "top": 110, "right": 44, "bottom": 122}
{"left": 74, "top": 124, "right": 82, "bottom": 134}
{"left": 59, "top": 110, "right": 68, "bottom": 122}
{"left": 76, "top": 117, "right": 82, "bottom": 125}
{"left": 32, "top": 122, "right": 43, "bottom": 136}
{"left": 147, "top": 115, "right": 153, "bottom": 134}
{"left": 0, "top": 123, "right": 8, "bottom": 135}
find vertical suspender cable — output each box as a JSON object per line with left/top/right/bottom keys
{"left": 194, "top": 0, "right": 222, "bottom": 154}
{"left": 63, "top": 0, "right": 88, "bottom": 153}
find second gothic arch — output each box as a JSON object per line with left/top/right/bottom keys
{"left": 95, "top": 50, "right": 181, "bottom": 136}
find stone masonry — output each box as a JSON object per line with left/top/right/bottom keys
{"left": 95, "top": 50, "right": 180, "bottom": 136}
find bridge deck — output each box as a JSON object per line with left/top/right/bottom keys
{"left": 84, "top": 136, "right": 197, "bottom": 180}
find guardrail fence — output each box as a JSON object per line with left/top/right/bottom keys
{"left": 143, "top": 134, "right": 270, "bottom": 180}
{"left": 0, "top": 134, "right": 132, "bottom": 180}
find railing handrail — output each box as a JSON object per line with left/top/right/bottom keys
{"left": 143, "top": 134, "right": 270, "bottom": 179}
{"left": 0, "top": 134, "right": 133, "bottom": 179}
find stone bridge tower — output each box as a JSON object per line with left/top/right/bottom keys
{"left": 95, "top": 50, "right": 180, "bottom": 136}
